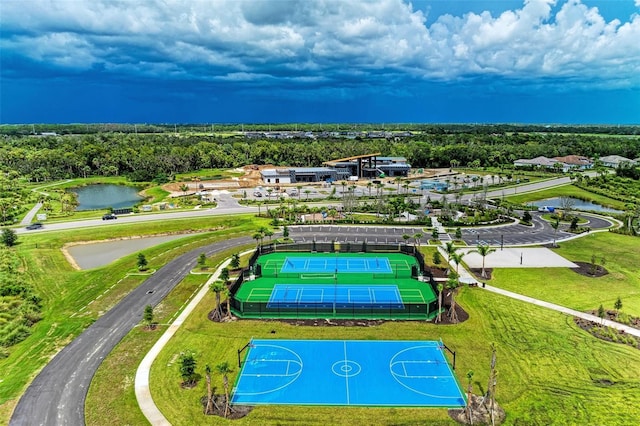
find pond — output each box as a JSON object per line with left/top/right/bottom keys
{"left": 531, "top": 197, "right": 623, "bottom": 214}
{"left": 66, "top": 234, "right": 192, "bottom": 269}
{"left": 72, "top": 184, "right": 143, "bottom": 211}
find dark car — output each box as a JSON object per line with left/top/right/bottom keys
{"left": 102, "top": 213, "right": 117, "bottom": 220}
{"left": 25, "top": 222, "right": 43, "bottom": 230}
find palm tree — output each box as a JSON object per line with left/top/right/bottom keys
{"left": 204, "top": 364, "right": 214, "bottom": 414}
{"left": 216, "top": 361, "right": 233, "bottom": 418}
{"left": 471, "top": 244, "right": 496, "bottom": 278}
{"left": 413, "top": 232, "right": 423, "bottom": 248}
{"left": 550, "top": 217, "right": 560, "bottom": 247}
{"left": 436, "top": 282, "right": 444, "bottom": 323}
{"left": 209, "top": 281, "right": 225, "bottom": 321}
{"left": 451, "top": 251, "right": 466, "bottom": 279}
{"left": 252, "top": 232, "right": 262, "bottom": 247}
{"left": 394, "top": 176, "right": 403, "bottom": 193}
{"left": 443, "top": 241, "right": 457, "bottom": 274}
{"left": 446, "top": 272, "right": 460, "bottom": 323}
{"left": 224, "top": 288, "right": 232, "bottom": 319}
{"left": 180, "top": 183, "right": 189, "bottom": 196}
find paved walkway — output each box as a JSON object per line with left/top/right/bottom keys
{"left": 21, "top": 179, "right": 73, "bottom": 225}
{"left": 437, "top": 246, "right": 640, "bottom": 338}
{"left": 134, "top": 258, "right": 231, "bottom": 425}
{"left": 481, "top": 284, "right": 640, "bottom": 337}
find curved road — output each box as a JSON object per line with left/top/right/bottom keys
{"left": 10, "top": 235, "right": 254, "bottom": 426}
{"left": 10, "top": 209, "right": 615, "bottom": 424}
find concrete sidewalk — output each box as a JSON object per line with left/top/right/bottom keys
{"left": 437, "top": 246, "right": 640, "bottom": 338}
{"left": 135, "top": 258, "right": 232, "bottom": 425}
{"left": 481, "top": 284, "right": 640, "bottom": 337}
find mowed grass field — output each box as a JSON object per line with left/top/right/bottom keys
{"left": 83, "top": 232, "right": 638, "bottom": 426}
{"left": 489, "top": 232, "right": 640, "bottom": 316}
{"left": 0, "top": 214, "right": 266, "bottom": 424}
{"left": 4, "top": 220, "right": 640, "bottom": 425}
{"left": 141, "top": 284, "right": 640, "bottom": 425}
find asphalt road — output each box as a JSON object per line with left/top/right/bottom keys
{"left": 9, "top": 235, "right": 254, "bottom": 426}
{"left": 10, "top": 175, "right": 614, "bottom": 425}
{"left": 18, "top": 175, "right": 575, "bottom": 235}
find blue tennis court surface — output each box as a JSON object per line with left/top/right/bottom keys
{"left": 266, "top": 284, "right": 404, "bottom": 309}
{"left": 232, "top": 339, "right": 466, "bottom": 408}
{"left": 280, "top": 257, "right": 393, "bottom": 274}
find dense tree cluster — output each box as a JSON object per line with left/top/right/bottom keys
{"left": 0, "top": 248, "right": 42, "bottom": 355}
{"left": 1, "top": 131, "right": 638, "bottom": 183}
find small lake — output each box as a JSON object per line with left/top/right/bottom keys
{"left": 72, "top": 184, "right": 143, "bottom": 211}
{"left": 67, "top": 234, "right": 191, "bottom": 269}
{"left": 531, "top": 197, "right": 623, "bottom": 214}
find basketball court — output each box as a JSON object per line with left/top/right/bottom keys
{"left": 232, "top": 339, "right": 466, "bottom": 408}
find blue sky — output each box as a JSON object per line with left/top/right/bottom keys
{"left": 1, "top": 0, "right": 639, "bottom": 124}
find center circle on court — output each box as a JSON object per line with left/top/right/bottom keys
{"left": 331, "top": 360, "right": 362, "bottom": 377}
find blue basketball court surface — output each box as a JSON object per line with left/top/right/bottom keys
{"left": 266, "top": 284, "right": 404, "bottom": 309}
{"left": 279, "top": 257, "right": 393, "bottom": 274}
{"left": 232, "top": 339, "right": 466, "bottom": 408}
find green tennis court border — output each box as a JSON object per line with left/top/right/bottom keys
{"left": 232, "top": 251, "right": 438, "bottom": 320}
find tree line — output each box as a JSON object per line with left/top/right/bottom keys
{"left": 1, "top": 132, "right": 638, "bottom": 183}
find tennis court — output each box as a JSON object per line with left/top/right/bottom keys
{"left": 233, "top": 252, "right": 437, "bottom": 320}
{"left": 232, "top": 339, "right": 466, "bottom": 408}
{"left": 278, "top": 257, "right": 393, "bottom": 274}
{"left": 266, "top": 284, "right": 404, "bottom": 309}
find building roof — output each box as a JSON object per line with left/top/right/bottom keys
{"left": 599, "top": 155, "right": 635, "bottom": 164}
{"left": 260, "top": 169, "right": 292, "bottom": 177}
{"left": 292, "top": 167, "right": 337, "bottom": 173}
{"left": 514, "top": 156, "right": 560, "bottom": 167}
{"left": 553, "top": 155, "right": 592, "bottom": 165}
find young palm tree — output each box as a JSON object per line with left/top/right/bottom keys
{"left": 436, "top": 282, "right": 444, "bottom": 323}
{"left": 443, "top": 241, "right": 457, "bottom": 274}
{"left": 216, "top": 361, "right": 233, "bottom": 418}
{"left": 224, "top": 288, "right": 232, "bottom": 319}
{"left": 446, "top": 272, "right": 460, "bottom": 323}
{"left": 550, "top": 217, "right": 560, "bottom": 247}
{"left": 450, "top": 251, "right": 466, "bottom": 280}
{"left": 471, "top": 244, "right": 496, "bottom": 278}
{"left": 466, "top": 370, "right": 474, "bottom": 424}
{"left": 413, "top": 232, "right": 423, "bottom": 248}
{"left": 209, "top": 281, "right": 225, "bottom": 321}
{"left": 204, "top": 364, "right": 213, "bottom": 414}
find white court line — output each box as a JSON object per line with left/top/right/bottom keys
{"left": 343, "top": 340, "right": 350, "bottom": 405}
{"left": 399, "top": 289, "right": 425, "bottom": 303}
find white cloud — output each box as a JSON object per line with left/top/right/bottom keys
{"left": 1, "top": 0, "right": 639, "bottom": 89}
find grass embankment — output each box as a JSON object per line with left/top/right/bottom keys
{"left": 0, "top": 214, "right": 265, "bottom": 423}
{"left": 488, "top": 232, "right": 640, "bottom": 316}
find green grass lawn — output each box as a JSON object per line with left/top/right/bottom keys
{"left": 4, "top": 218, "right": 640, "bottom": 425}
{"left": 0, "top": 214, "right": 266, "bottom": 423}
{"left": 144, "top": 285, "right": 640, "bottom": 425}
{"left": 488, "top": 233, "right": 640, "bottom": 316}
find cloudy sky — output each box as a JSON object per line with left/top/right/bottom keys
{"left": 1, "top": 0, "right": 639, "bottom": 124}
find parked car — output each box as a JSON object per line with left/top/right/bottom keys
{"left": 25, "top": 222, "right": 43, "bottom": 230}
{"left": 289, "top": 189, "right": 298, "bottom": 196}
{"left": 102, "top": 213, "right": 117, "bottom": 220}
{"left": 253, "top": 191, "right": 263, "bottom": 197}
